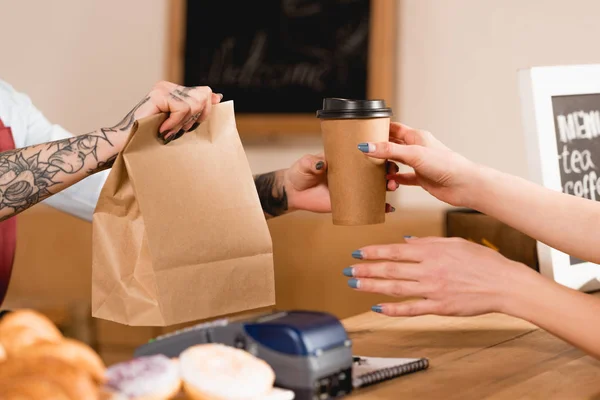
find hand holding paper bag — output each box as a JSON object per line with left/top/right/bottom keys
{"left": 92, "top": 101, "right": 274, "bottom": 326}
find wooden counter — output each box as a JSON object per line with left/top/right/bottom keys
{"left": 343, "top": 306, "right": 600, "bottom": 399}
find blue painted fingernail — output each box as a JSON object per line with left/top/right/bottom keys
{"left": 315, "top": 161, "right": 324, "bottom": 170}
{"left": 404, "top": 235, "right": 413, "bottom": 239}
{"left": 343, "top": 267, "right": 354, "bottom": 277}
{"left": 351, "top": 250, "right": 363, "bottom": 259}
{"left": 348, "top": 278, "right": 360, "bottom": 289}
{"left": 390, "top": 206, "right": 396, "bottom": 212}
{"left": 357, "top": 143, "right": 371, "bottom": 153}
{"left": 371, "top": 305, "right": 383, "bottom": 313}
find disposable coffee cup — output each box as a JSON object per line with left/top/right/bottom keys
{"left": 317, "top": 98, "right": 392, "bottom": 226}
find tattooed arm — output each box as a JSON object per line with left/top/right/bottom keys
{"left": 0, "top": 81, "right": 222, "bottom": 222}
{"left": 254, "top": 155, "right": 398, "bottom": 219}
{"left": 0, "top": 130, "right": 126, "bottom": 221}
{"left": 254, "top": 171, "right": 289, "bottom": 219}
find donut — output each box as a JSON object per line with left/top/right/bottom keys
{"left": 0, "top": 309, "right": 63, "bottom": 339}
{"left": 0, "top": 356, "right": 97, "bottom": 400}
{"left": 104, "top": 354, "right": 181, "bottom": 400}
{"left": 180, "top": 344, "right": 275, "bottom": 400}
{"left": 18, "top": 338, "right": 106, "bottom": 383}
{"left": 0, "top": 325, "right": 61, "bottom": 357}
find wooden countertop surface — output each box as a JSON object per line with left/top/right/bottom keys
{"left": 343, "top": 301, "right": 600, "bottom": 399}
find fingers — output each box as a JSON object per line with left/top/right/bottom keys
{"left": 389, "top": 122, "right": 444, "bottom": 149}
{"left": 373, "top": 300, "right": 441, "bottom": 317}
{"left": 348, "top": 262, "right": 422, "bottom": 281}
{"left": 387, "top": 172, "right": 418, "bottom": 186}
{"left": 386, "top": 161, "right": 400, "bottom": 191}
{"left": 181, "top": 92, "right": 223, "bottom": 132}
{"left": 406, "top": 236, "right": 464, "bottom": 245}
{"left": 347, "top": 278, "right": 424, "bottom": 298}
{"left": 358, "top": 142, "right": 426, "bottom": 169}
{"left": 211, "top": 92, "right": 224, "bottom": 104}
{"left": 146, "top": 82, "right": 219, "bottom": 142}
{"left": 353, "top": 243, "right": 426, "bottom": 262}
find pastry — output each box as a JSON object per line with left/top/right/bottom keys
{"left": 180, "top": 344, "right": 275, "bottom": 400}
{"left": 0, "top": 376, "right": 71, "bottom": 400}
{"left": 18, "top": 338, "right": 106, "bottom": 383}
{"left": 104, "top": 354, "right": 181, "bottom": 399}
{"left": 0, "top": 356, "right": 97, "bottom": 400}
{"left": 0, "top": 325, "right": 61, "bottom": 357}
{"left": 0, "top": 309, "right": 63, "bottom": 339}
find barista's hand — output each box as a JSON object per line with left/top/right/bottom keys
{"left": 284, "top": 154, "right": 398, "bottom": 213}
{"left": 358, "top": 123, "right": 479, "bottom": 207}
{"left": 345, "top": 236, "right": 542, "bottom": 317}
{"left": 109, "top": 81, "right": 223, "bottom": 145}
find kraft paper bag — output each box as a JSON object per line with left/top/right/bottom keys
{"left": 91, "top": 101, "right": 275, "bottom": 326}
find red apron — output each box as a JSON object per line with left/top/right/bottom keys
{"left": 0, "top": 119, "right": 16, "bottom": 306}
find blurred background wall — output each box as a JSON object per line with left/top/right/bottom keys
{"left": 2, "top": 0, "right": 600, "bottom": 361}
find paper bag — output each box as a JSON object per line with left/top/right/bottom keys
{"left": 91, "top": 101, "right": 275, "bottom": 326}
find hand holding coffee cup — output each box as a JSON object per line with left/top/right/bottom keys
{"left": 317, "top": 98, "right": 393, "bottom": 226}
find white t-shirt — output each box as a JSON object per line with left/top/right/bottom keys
{"left": 0, "top": 79, "right": 109, "bottom": 221}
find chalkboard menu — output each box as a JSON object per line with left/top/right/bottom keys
{"left": 183, "top": 0, "right": 370, "bottom": 114}
{"left": 551, "top": 93, "right": 600, "bottom": 265}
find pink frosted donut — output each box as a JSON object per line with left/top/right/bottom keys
{"left": 105, "top": 354, "right": 180, "bottom": 399}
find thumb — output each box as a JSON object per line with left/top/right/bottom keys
{"left": 297, "top": 154, "right": 327, "bottom": 176}
{"left": 211, "top": 92, "right": 224, "bottom": 104}
{"left": 288, "top": 154, "right": 327, "bottom": 191}
{"left": 358, "top": 142, "right": 425, "bottom": 169}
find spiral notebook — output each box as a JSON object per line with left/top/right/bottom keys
{"left": 352, "top": 355, "right": 429, "bottom": 388}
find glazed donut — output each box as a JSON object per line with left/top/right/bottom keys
{"left": 180, "top": 344, "right": 275, "bottom": 400}
{"left": 104, "top": 354, "right": 181, "bottom": 400}
{"left": 18, "top": 338, "right": 106, "bottom": 383}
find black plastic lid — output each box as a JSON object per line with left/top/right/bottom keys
{"left": 316, "top": 98, "right": 392, "bottom": 119}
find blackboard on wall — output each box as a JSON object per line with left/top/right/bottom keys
{"left": 551, "top": 93, "right": 600, "bottom": 265}
{"left": 182, "top": 0, "right": 371, "bottom": 115}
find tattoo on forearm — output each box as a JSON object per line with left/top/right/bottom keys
{"left": 88, "top": 153, "right": 118, "bottom": 174}
{"left": 0, "top": 94, "right": 168, "bottom": 221}
{"left": 254, "top": 171, "right": 288, "bottom": 219}
{"left": 100, "top": 96, "right": 151, "bottom": 138}
{"left": 0, "top": 131, "right": 118, "bottom": 221}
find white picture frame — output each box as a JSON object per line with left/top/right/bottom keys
{"left": 518, "top": 64, "right": 600, "bottom": 292}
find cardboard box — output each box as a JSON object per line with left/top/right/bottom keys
{"left": 445, "top": 209, "right": 539, "bottom": 271}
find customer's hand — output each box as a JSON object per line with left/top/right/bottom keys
{"left": 358, "top": 123, "right": 479, "bottom": 207}
{"left": 284, "top": 154, "right": 398, "bottom": 213}
{"left": 345, "top": 236, "right": 542, "bottom": 317}
{"left": 105, "top": 81, "right": 223, "bottom": 144}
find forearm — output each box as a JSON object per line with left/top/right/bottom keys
{"left": 253, "top": 170, "right": 290, "bottom": 219}
{"left": 503, "top": 273, "right": 600, "bottom": 360}
{"left": 0, "top": 129, "right": 125, "bottom": 221}
{"left": 470, "top": 166, "right": 600, "bottom": 263}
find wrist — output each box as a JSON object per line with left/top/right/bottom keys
{"left": 281, "top": 169, "right": 299, "bottom": 214}
{"left": 495, "top": 263, "right": 551, "bottom": 319}
{"left": 462, "top": 163, "right": 497, "bottom": 211}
